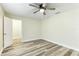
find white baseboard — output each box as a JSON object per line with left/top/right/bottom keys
{"left": 21, "top": 38, "right": 43, "bottom": 42}
{"left": 21, "top": 38, "right": 79, "bottom": 52}
{"left": 44, "top": 39, "right": 79, "bottom": 52}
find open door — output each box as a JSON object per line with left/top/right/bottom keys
{"left": 4, "top": 17, "right": 12, "bottom": 48}
{"left": 4, "top": 17, "right": 22, "bottom": 48}
{"left": 0, "top": 16, "right": 3, "bottom": 55}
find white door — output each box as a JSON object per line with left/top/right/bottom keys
{"left": 0, "top": 16, "right": 3, "bottom": 53}
{"left": 4, "top": 17, "right": 12, "bottom": 48}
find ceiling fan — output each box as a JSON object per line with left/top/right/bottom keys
{"left": 29, "top": 3, "right": 60, "bottom": 15}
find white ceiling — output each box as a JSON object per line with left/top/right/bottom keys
{"left": 1, "top": 3, "right": 79, "bottom": 20}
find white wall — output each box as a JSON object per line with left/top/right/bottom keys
{"left": 42, "top": 9, "right": 79, "bottom": 51}
{"left": 22, "top": 18, "right": 41, "bottom": 42}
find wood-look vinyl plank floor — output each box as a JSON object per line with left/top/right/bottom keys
{"left": 1, "top": 39, "right": 79, "bottom": 56}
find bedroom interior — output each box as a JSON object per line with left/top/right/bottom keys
{"left": 0, "top": 3, "right": 79, "bottom": 56}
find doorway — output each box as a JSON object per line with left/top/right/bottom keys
{"left": 4, "top": 16, "right": 22, "bottom": 48}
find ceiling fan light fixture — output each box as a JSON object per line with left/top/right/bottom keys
{"left": 40, "top": 8, "right": 45, "bottom": 13}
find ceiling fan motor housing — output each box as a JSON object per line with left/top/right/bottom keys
{"left": 39, "top": 4, "right": 46, "bottom": 10}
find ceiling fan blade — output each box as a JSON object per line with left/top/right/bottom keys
{"left": 33, "top": 10, "right": 40, "bottom": 13}
{"left": 43, "top": 11, "right": 46, "bottom": 15}
{"left": 29, "top": 4, "right": 39, "bottom": 8}
{"left": 34, "top": 3, "right": 41, "bottom": 6}
{"left": 47, "top": 7, "right": 56, "bottom": 10}
{"left": 55, "top": 11, "right": 60, "bottom": 14}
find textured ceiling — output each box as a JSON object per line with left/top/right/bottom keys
{"left": 1, "top": 3, "right": 79, "bottom": 20}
